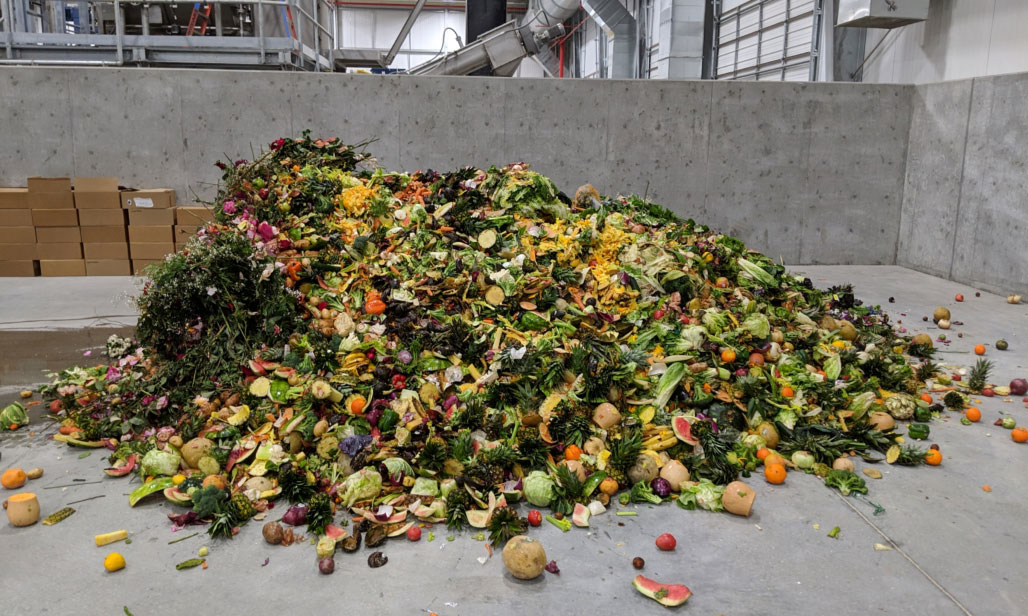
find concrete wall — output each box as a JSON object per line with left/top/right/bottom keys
{"left": 861, "top": 0, "right": 1028, "bottom": 84}
{"left": 0, "top": 66, "right": 912, "bottom": 266}
{"left": 899, "top": 73, "right": 1028, "bottom": 294}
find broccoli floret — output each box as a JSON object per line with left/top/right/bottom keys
{"left": 824, "top": 470, "right": 867, "bottom": 496}
{"left": 628, "top": 480, "right": 662, "bottom": 505}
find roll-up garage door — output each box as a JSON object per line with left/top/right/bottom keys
{"left": 715, "top": 0, "right": 824, "bottom": 81}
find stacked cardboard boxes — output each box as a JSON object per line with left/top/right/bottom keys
{"left": 76, "top": 177, "right": 130, "bottom": 276}
{"left": 124, "top": 188, "right": 176, "bottom": 274}
{"left": 29, "top": 177, "right": 83, "bottom": 276}
{"left": 175, "top": 205, "right": 214, "bottom": 252}
{"left": 0, "top": 187, "right": 36, "bottom": 276}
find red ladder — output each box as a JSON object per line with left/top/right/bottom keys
{"left": 186, "top": 3, "right": 213, "bottom": 36}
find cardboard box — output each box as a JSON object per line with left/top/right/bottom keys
{"left": 32, "top": 209, "right": 78, "bottom": 227}
{"left": 132, "top": 259, "right": 160, "bottom": 274}
{"left": 128, "top": 226, "right": 172, "bottom": 243}
{"left": 86, "top": 260, "right": 131, "bottom": 276}
{"left": 174, "top": 225, "right": 199, "bottom": 242}
{"left": 0, "top": 188, "right": 28, "bottom": 209}
{"left": 36, "top": 243, "right": 83, "bottom": 260}
{"left": 1, "top": 209, "right": 34, "bottom": 227}
{"left": 28, "top": 177, "right": 71, "bottom": 192}
{"left": 0, "top": 244, "right": 36, "bottom": 260}
{"left": 0, "top": 260, "right": 37, "bottom": 277}
{"left": 74, "top": 177, "right": 122, "bottom": 209}
{"left": 79, "top": 208, "right": 127, "bottom": 227}
{"left": 129, "top": 242, "right": 174, "bottom": 260}
{"left": 83, "top": 243, "right": 129, "bottom": 260}
{"left": 129, "top": 208, "right": 175, "bottom": 226}
{"left": 80, "top": 226, "right": 127, "bottom": 244}
{"left": 40, "top": 259, "right": 85, "bottom": 277}
{"left": 175, "top": 206, "right": 215, "bottom": 224}
{"left": 121, "top": 189, "right": 175, "bottom": 210}
{"left": 35, "top": 226, "right": 81, "bottom": 243}
{"left": 0, "top": 227, "right": 35, "bottom": 244}
{"left": 27, "top": 177, "right": 75, "bottom": 209}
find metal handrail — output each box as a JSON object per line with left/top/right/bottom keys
{"left": 0, "top": 0, "right": 338, "bottom": 69}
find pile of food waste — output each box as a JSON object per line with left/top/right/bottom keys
{"left": 39, "top": 134, "right": 953, "bottom": 575}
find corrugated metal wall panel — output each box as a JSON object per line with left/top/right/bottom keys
{"left": 714, "top": 0, "right": 818, "bottom": 81}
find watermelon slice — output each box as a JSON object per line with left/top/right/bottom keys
{"left": 163, "top": 487, "right": 192, "bottom": 506}
{"left": 671, "top": 415, "right": 699, "bottom": 446}
{"left": 572, "top": 503, "right": 591, "bottom": 527}
{"left": 632, "top": 575, "right": 692, "bottom": 607}
{"left": 324, "top": 524, "right": 348, "bottom": 540}
{"left": 104, "top": 453, "right": 139, "bottom": 477}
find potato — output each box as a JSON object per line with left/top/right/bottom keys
{"left": 502, "top": 535, "right": 547, "bottom": 580}
{"left": 168, "top": 435, "right": 184, "bottom": 449}
{"left": 25, "top": 467, "right": 44, "bottom": 480}
{"left": 627, "top": 454, "right": 659, "bottom": 485}
{"left": 181, "top": 437, "right": 214, "bottom": 468}
{"left": 592, "top": 402, "right": 622, "bottom": 429}
{"left": 833, "top": 457, "right": 855, "bottom": 472}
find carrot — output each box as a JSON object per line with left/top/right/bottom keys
{"left": 437, "top": 226, "right": 455, "bottom": 233}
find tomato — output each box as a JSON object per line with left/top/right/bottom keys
{"left": 527, "top": 510, "right": 542, "bottom": 527}
{"left": 407, "top": 525, "right": 422, "bottom": 541}
{"left": 655, "top": 533, "right": 676, "bottom": 551}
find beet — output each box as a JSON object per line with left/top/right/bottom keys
{"left": 650, "top": 477, "right": 672, "bottom": 498}
{"left": 319, "top": 557, "right": 335, "bottom": 574}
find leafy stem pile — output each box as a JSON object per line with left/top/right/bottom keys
{"left": 42, "top": 134, "right": 943, "bottom": 571}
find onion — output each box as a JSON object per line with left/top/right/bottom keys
{"left": 1010, "top": 378, "right": 1028, "bottom": 396}
{"left": 282, "top": 505, "right": 307, "bottom": 526}
{"left": 319, "top": 557, "right": 335, "bottom": 574}
{"left": 443, "top": 395, "right": 459, "bottom": 410}
{"left": 373, "top": 504, "right": 393, "bottom": 521}
{"left": 397, "top": 350, "right": 413, "bottom": 365}
{"left": 650, "top": 477, "right": 672, "bottom": 498}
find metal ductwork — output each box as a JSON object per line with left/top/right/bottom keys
{"left": 582, "top": 0, "right": 636, "bottom": 78}
{"left": 657, "top": 0, "right": 704, "bottom": 80}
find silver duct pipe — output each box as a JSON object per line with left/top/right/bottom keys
{"left": 582, "top": 0, "right": 636, "bottom": 78}
{"left": 658, "top": 0, "right": 704, "bottom": 79}
{"left": 519, "top": 0, "right": 578, "bottom": 73}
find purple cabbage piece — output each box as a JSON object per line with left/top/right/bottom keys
{"left": 340, "top": 434, "right": 374, "bottom": 457}
{"left": 282, "top": 504, "right": 308, "bottom": 526}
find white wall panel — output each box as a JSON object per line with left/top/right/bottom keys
{"left": 715, "top": 0, "right": 819, "bottom": 81}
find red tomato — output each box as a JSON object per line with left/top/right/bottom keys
{"left": 407, "top": 525, "right": 422, "bottom": 542}
{"left": 527, "top": 510, "right": 542, "bottom": 527}
{"left": 655, "top": 533, "right": 676, "bottom": 551}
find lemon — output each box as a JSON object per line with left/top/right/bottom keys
{"left": 104, "top": 552, "right": 126, "bottom": 572}
{"left": 171, "top": 474, "right": 186, "bottom": 486}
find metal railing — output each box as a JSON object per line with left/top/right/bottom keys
{"left": 0, "top": 0, "right": 338, "bottom": 70}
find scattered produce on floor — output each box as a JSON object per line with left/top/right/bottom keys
{"left": 632, "top": 575, "right": 692, "bottom": 607}
{"left": 6, "top": 492, "right": 40, "bottom": 526}
{"left": 33, "top": 134, "right": 1005, "bottom": 582}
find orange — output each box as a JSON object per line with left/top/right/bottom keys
{"left": 756, "top": 448, "right": 771, "bottom": 461}
{"left": 1012, "top": 428, "right": 1028, "bottom": 443}
{"left": 748, "top": 353, "right": 765, "bottom": 367}
{"left": 781, "top": 387, "right": 795, "bottom": 399}
{"left": 924, "top": 449, "right": 942, "bottom": 466}
{"left": 349, "top": 395, "right": 366, "bottom": 415}
{"left": 920, "top": 393, "right": 933, "bottom": 404}
{"left": 720, "top": 349, "right": 737, "bottom": 364}
{"left": 965, "top": 407, "right": 981, "bottom": 422}
{"left": 764, "top": 463, "right": 786, "bottom": 485}
{"left": 974, "top": 345, "right": 986, "bottom": 356}
{"left": 564, "top": 444, "right": 582, "bottom": 461}
{"left": 763, "top": 453, "right": 786, "bottom": 467}
{"left": 1, "top": 468, "right": 27, "bottom": 489}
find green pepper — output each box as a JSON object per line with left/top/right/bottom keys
{"left": 582, "top": 471, "right": 608, "bottom": 498}
{"left": 519, "top": 312, "right": 549, "bottom": 331}
{"left": 378, "top": 409, "right": 400, "bottom": 432}
{"left": 914, "top": 405, "right": 932, "bottom": 423}
{"left": 907, "top": 424, "right": 930, "bottom": 440}
{"left": 269, "top": 379, "right": 290, "bottom": 403}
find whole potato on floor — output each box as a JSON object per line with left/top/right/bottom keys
{"left": 502, "top": 535, "right": 547, "bottom": 580}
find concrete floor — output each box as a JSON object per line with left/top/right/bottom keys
{"left": 0, "top": 266, "right": 1025, "bottom": 615}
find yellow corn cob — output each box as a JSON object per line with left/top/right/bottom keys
{"left": 95, "top": 530, "right": 128, "bottom": 547}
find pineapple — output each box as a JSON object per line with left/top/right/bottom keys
{"left": 228, "top": 493, "right": 256, "bottom": 522}
{"left": 967, "top": 359, "right": 993, "bottom": 393}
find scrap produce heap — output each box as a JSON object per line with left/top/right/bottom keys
{"left": 42, "top": 134, "right": 945, "bottom": 570}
